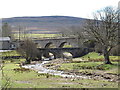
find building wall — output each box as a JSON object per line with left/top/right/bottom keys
{"left": 0, "top": 41, "right": 10, "bottom": 50}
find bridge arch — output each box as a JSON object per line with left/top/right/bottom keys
{"left": 35, "top": 43, "right": 42, "bottom": 48}
{"left": 62, "top": 51, "right": 73, "bottom": 60}
{"left": 45, "top": 42, "right": 56, "bottom": 48}
{"left": 42, "top": 51, "right": 56, "bottom": 60}
{"left": 59, "top": 42, "right": 73, "bottom": 48}
{"left": 59, "top": 42, "right": 67, "bottom": 48}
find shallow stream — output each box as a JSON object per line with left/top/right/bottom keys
{"left": 22, "top": 61, "right": 89, "bottom": 79}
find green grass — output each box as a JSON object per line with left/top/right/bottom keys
{"left": 58, "top": 62, "right": 118, "bottom": 71}
{"left": 81, "top": 52, "right": 104, "bottom": 59}
{"left": 1, "top": 51, "right": 119, "bottom": 88}
{"left": 2, "top": 60, "right": 118, "bottom": 88}
{"left": 57, "top": 60, "right": 118, "bottom": 75}
{"left": 1, "top": 50, "right": 20, "bottom": 57}
{"left": 13, "top": 33, "right": 61, "bottom": 39}
{"left": 80, "top": 52, "right": 119, "bottom": 61}
{"left": 63, "top": 45, "right": 72, "bottom": 48}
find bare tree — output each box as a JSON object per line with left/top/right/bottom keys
{"left": 71, "top": 26, "right": 87, "bottom": 47}
{"left": 84, "top": 6, "right": 119, "bottom": 64}
{"left": 17, "top": 39, "right": 39, "bottom": 64}
{"left": 62, "top": 26, "right": 87, "bottom": 47}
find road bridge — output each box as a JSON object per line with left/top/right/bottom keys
{"left": 34, "top": 37, "right": 81, "bottom": 48}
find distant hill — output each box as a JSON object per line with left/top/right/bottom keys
{"left": 2, "top": 16, "right": 86, "bottom": 34}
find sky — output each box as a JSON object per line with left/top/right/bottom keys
{"left": 0, "top": 0, "right": 119, "bottom": 19}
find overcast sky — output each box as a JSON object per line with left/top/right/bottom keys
{"left": 0, "top": 0, "right": 119, "bottom": 19}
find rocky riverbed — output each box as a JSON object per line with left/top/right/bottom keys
{"left": 22, "top": 59, "right": 119, "bottom": 82}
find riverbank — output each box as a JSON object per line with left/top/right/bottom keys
{"left": 2, "top": 61, "right": 118, "bottom": 88}
{"left": 1, "top": 51, "right": 119, "bottom": 88}
{"left": 42, "top": 59, "right": 119, "bottom": 82}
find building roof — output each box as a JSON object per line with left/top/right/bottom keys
{"left": 0, "top": 37, "right": 10, "bottom": 41}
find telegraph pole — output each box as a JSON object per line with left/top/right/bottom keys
{"left": 18, "top": 26, "right": 21, "bottom": 41}
{"left": 18, "top": 26, "right": 21, "bottom": 48}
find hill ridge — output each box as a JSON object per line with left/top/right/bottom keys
{"left": 2, "top": 16, "right": 86, "bottom": 34}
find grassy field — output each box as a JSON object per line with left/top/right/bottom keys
{"left": 79, "top": 52, "right": 119, "bottom": 61}
{"left": 13, "top": 33, "right": 61, "bottom": 39}
{"left": 1, "top": 51, "right": 119, "bottom": 88}
{"left": 2, "top": 62, "right": 118, "bottom": 88}
{"left": 1, "top": 50, "right": 20, "bottom": 57}
{"left": 58, "top": 62, "right": 118, "bottom": 74}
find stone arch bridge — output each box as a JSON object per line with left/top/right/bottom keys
{"left": 37, "top": 47, "right": 90, "bottom": 60}
{"left": 33, "top": 37, "right": 90, "bottom": 60}
{"left": 34, "top": 37, "right": 80, "bottom": 48}
{"left": 15, "top": 37, "right": 90, "bottom": 60}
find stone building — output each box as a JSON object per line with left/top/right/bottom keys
{"left": 0, "top": 37, "right": 11, "bottom": 50}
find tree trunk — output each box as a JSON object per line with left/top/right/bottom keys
{"left": 26, "top": 57, "right": 31, "bottom": 64}
{"left": 27, "top": 59, "right": 31, "bottom": 64}
{"left": 103, "top": 47, "right": 112, "bottom": 64}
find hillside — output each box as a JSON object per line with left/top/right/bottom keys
{"left": 2, "top": 16, "right": 86, "bottom": 34}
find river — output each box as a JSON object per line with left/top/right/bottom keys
{"left": 0, "top": 50, "right": 12, "bottom": 52}
{"left": 22, "top": 61, "right": 89, "bottom": 79}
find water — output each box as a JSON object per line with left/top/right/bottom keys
{"left": 0, "top": 50, "right": 12, "bottom": 52}
{"left": 22, "top": 61, "right": 88, "bottom": 79}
